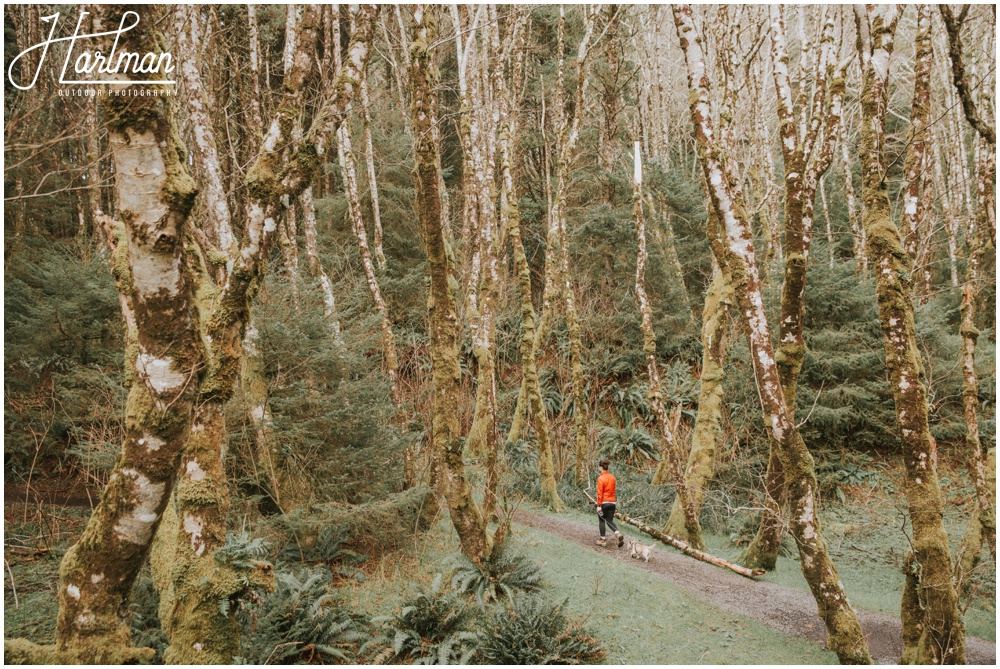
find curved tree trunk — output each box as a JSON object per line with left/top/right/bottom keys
{"left": 674, "top": 6, "right": 872, "bottom": 663}
{"left": 853, "top": 5, "right": 965, "bottom": 664}
{"left": 744, "top": 6, "right": 845, "bottom": 571}
{"left": 146, "top": 6, "right": 377, "bottom": 662}
{"left": 5, "top": 11, "right": 206, "bottom": 663}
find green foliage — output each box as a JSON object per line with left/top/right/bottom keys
{"left": 238, "top": 565, "right": 365, "bottom": 665}
{"left": 474, "top": 594, "right": 605, "bottom": 665}
{"left": 362, "top": 574, "right": 479, "bottom": 665}
{"left": 503, "top": 439, "right": 539, "bottom": 475}
{"left": 816, "top": 451, "right": 889, "bottom": 503}
{"left": 267, "top": 487, "right": 434, "bottom": 567}
{"left": 600, "top": 382, "right": 652, "bottom": 425}
{"left": 128, "top": 568, "right": 168, "bottom": 660}
{"left": 444, "top": 542, "right": 543, "bottom": 607}
{"left": 228, "top": 274, "right": 410, "bottom": 504}
{"left": 216, "top": 532, "right": 272, "bottom": 617}
{"left": 4, "top": 239, "right": 125, "bottom": 475}
{"left": 598, "top": 424, "right": 660, "bottom": 463}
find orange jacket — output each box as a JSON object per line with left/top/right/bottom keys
{"left": 596, "top": 471, "right": 616, "bottom": 505}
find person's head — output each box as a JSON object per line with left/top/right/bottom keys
{"left": 598, "top": 459, "right": 610, "bottom": 472}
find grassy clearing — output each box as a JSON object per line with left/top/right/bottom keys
{"left": 340, "top": 510, "right": 836, "bottom": 664}
{"left": 714, "top": 465, "right": 995, "bottom": 643}
{"left": 549, "top": 486, "right": 996, "bottom": 644}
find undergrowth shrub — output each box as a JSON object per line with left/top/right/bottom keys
{"left": 266, "top": 486, "right": 434, "bottom": 567}
{"left": 475, "top": 594, "right": 605, "bottom": 665}
{"left": 444, "top": 542, "right": 543, "bottom": 607}
{"left": 4, "top": 238, "right": 125, "bottom": 477}
{"left": 598, "top": 425, "right": 659, "bottom": 463}
{"left": 362, "top": 574, "right": 479, "bottom": 665}
{"left": 238, "top": 565, "right": 364, "bottom": 665}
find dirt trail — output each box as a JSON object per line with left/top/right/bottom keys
{"left": 517, "top": 511, "right": 996, "bottom": 665}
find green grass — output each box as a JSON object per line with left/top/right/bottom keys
{"left": 340, "top": 511, "right": 836, "bottom": 664}
{"left": 538, "top": 498, "right": 996, "bottom": 644}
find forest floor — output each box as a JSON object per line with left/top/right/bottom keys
{"left": 4, "top": 473, "right": 996, "bottom": 664}
{"left": 515, "top": 509, "right": 996, "bottom": 664}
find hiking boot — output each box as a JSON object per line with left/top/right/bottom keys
{"left": 615, "top": 532, "right": 624, "bottom": 547}
{"left": 596, "top": 538, "right": 607, "bottom": 547}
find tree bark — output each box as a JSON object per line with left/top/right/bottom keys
{"left": 338, "top": 121, "right": 400, "bottom": 401}
{"left": 841, "top": 128, "right": 867, "bottom": 273}
{"left": 174, "top": 5, "right": 236, "bottom": 264}
{"left": 744, "top": 6, "right": 845, "bottom": 571}
{"left": 939, "top": 5, "right": 996, "bottom": 147}
{"left": 359, "top": 72, "right": 386, "bottom": 269}
{"left": 674, "top": 6, "right": 872, "bottom": 663}
{"left": 901, "top": 6, "right": 933, "bottom": 272}
{"left": 5, "top": 11, "right": 206, "bottom": 662}
{"left": 409, "top": 5, "right": 491, "bottom": 564}
{"left": 663, "top": 263, "right": 732, "bottom": 543}
{"left": 632, "top": 143, "right": 701, "bottom": 548}
{"left": 853, "top": 5, "right": 965, "bottom": 664}
{"left": 554, "top": 6, "right": 596, "bottom": 497}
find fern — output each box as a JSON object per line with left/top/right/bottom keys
{"left": 238, "top": 565, "right": 365, "bottom": 664}
{"left": 361, "top": 574, "right": 479, "bottom": 664}
{"left": 475, "top": 594, "right": 605, "bottom": 664}
{"left": 444, "top": 542, "right": 543, "bottom": 608}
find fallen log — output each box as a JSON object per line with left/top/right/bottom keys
{"left": 582, "top": 490, "right": 763, "bottom": 579}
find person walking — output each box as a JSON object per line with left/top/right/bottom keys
{"left": 596, "top": 459, "right": 624, "bottom": 547}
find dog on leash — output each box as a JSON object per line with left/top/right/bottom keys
{"left": 627, "top": 540, "right": 654, "bottom": 562}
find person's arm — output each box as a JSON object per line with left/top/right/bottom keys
{"left": 596, "top": 476, "right": 605, "bottom": 506}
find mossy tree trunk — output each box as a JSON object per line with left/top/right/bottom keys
{"left": 663, "top": 262, "right": 732, "bottom": 543}
{"left": 674, "top": 6, "right": 872, "bottom": 663}
{"left": 554, "top": 6, "right": 596, "bottom": 494}
{"left": 509, "top": 7, "right": 594, "bottom": 507}
{"left": 410, "top": 5, "right": 491, "bottom": 565}
{"left": 939, "top": 5, "right": 996, "bottom": 147}
{"left": 5, "top": 8, "right": 205, "bottom": 663}
{"left": 452, "top": 4, "right": 498, "bottom": 466}
{"left": 900, "top": 6, "right": 933, "bottom": 291}
{"left": 633, "top": 143, "right": 702, "bottom": 549}
{"left": 956, "top": 129, "right": 997, "bottom": 581}
{"left": 853, "top": 5, "right": 965, "bottom": 664}
{"left": 148, "top": 6, "right": 378, "bottom": 662}
{"left": 498, "top": 14, "right": 556, "bottom": 513}
{"left": 744, "top": 6, "right": 846, "bottom": 571}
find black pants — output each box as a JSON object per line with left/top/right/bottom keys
{"left": 599, "top": 503, "right": 619, "bottom": 537}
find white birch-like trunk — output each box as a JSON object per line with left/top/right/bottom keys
{"left": 673, "top": 6, "right": 871, "bottom": 663}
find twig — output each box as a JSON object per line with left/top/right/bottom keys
{"left": 5, "top": 557, "right": 19, "bottom": 609}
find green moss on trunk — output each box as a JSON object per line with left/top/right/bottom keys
{"left": 410, "top": 7, "right": 492, "bottom": 563}
{"left": 663, "top": 267, "right": 732, "bottom": 543}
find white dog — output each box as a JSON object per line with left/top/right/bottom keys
{"left": 628, "top": 540, "right": 654, "bottom": 562}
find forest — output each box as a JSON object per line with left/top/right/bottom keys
{"left": 2, "top": 3, "right": 996, "bottom": 665}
